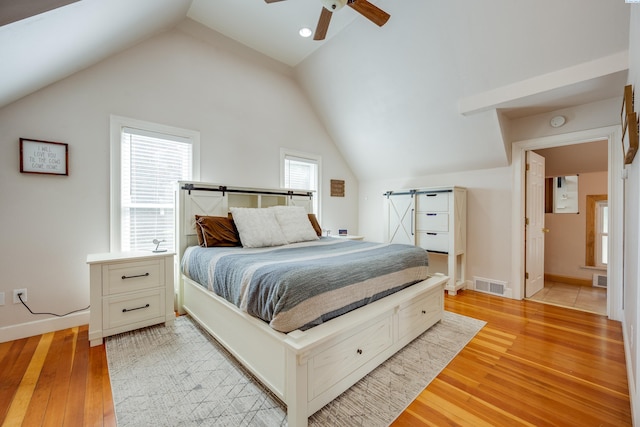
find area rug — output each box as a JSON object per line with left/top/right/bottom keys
{"left": 106, "top": 311, "right": 485, "bottom": 426}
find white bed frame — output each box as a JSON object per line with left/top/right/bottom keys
{"left": 174, "top": 181, "right": 447, "bottom": 426}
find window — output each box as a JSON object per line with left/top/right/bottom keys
{"left": 281, "top": 149, "right": 320, "bottom": 215}
{"left": 595, "top": 201, "right": 608, "bottom": 267}
{"left": 110, "top": 116, "right": 200, "bottom": 252}
{"left": 585, "top": 194, "right": 607, "bottom": 267}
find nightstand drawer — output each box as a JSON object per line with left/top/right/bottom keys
{"left": 103, "top": 288, "right": 165, "bottom": 330}
{"left": 102, "top": 259, "right": 164, "bottom": 296}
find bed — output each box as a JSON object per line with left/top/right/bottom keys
{"left": 175, "top": 181, "right": 447, "bottom": 427}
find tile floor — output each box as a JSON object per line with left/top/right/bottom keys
{"left": 527, "top": 280, "right": 607, "bottom": 315}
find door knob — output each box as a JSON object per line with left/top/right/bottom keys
{"left": 542, "top": 228, "right": 550, "bottom": 233}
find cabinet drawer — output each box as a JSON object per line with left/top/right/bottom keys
{"left": 417, "top": 231, "right": 449, "bottom": 253}
{"left": 399, "top": 291, "right": 443, "bottom": 342}
{"left": 309, "top": 316, "right": 393, "bottom": 399}
{"left": 416, "top": 192, "right": 449, "bottom": 212}
{"left": 103, "top": 288, "right": 165, "bottom": 330}
{"left": 102, "top": 259, "right": 164, "bottom": 296}
{"left": 415, "top": 212, "right": 448, "bottom": 232}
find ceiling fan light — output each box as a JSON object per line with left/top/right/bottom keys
{"left": 299, "top": 27, "right": 312, "bottom": 37}
{"left": 320, "top": 0, "right": 347, "bottom": 11}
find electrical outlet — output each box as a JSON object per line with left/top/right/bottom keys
{"left": 13, "top": 288, "right": 27, "bottom": 304}
{"left": 0, "top": 292, "right": 4, "bottom": 306}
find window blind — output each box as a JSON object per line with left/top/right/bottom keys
{"left": 284, "top": 155, "right": 318, "bottom": 214}
{"left": 284, "top": 156, "right": 316, "bottom": 190}
{"left": 121, "top": 127, "right": 192, "bottom": 251}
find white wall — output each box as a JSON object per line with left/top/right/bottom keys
{"left": 624, "top": 4, "right": 640, "bottom": 423}
{"left": 0, "top": 24, "right": 358, "bottom": 340}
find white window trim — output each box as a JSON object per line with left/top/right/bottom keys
{"left": 280, "top": 148, "right": 321, "bottom": 217}
{"left": 110, "top": 115, "right": 200, "bottom": 251}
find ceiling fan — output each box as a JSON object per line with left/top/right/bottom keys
{"left": 264, "top": 0, "right": 390, "bottom": 41}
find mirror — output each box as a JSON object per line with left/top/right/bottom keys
{"left": 551, "top": 175, "right": 579, "bottom": 213}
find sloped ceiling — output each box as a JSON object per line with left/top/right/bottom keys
{"left": 0, "top": 0, "right": 631, "bottom": 181}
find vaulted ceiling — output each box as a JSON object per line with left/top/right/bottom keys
{"left": 0, "top": 0, "right": 631, "bottom": 180}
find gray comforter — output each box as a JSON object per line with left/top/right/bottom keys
{"left": 182, "top": 237, "right": 429, "bottom": 333}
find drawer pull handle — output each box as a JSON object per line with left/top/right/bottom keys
{"left": 426, "top": 213, "right": 437, "bottom": 216}
{"left": 356, "top": 349, "right": 363, "bottom": 355}
{"left": 426, "top": 194, "right": 437, "bottom": 197}
{"left": 122, "top": 303, "right": 150, "bottom": 313}
{"left": 421, "top": 310, "right": 426, "bottom": 314}
{"left": 121, "top": 272, "right": 150, "bottom": 280}
{"left": 426, "top": 232, "right": 438, "bottom": 236}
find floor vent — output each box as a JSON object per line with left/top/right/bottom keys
{"left": 593, "top": 273, "right": 607, "bottom": 288}
{"left": 473, "top": 277, "right": 507, "bottom": 296}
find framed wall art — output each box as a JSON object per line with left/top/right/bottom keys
{"left": 621, "top": 84, "right": 638, "bottom": 165}
{"left": 624, "top": 112, "right": 639, "bottom": 165}
{"left": 20, "top": 138, "right": 69, "bottom": 176}
{"left": 621, "top": 84, "right": 634, "bottom": 131}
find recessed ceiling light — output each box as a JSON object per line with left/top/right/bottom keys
{"left": 299, "top": 27, "right": 312, "bottom": 38}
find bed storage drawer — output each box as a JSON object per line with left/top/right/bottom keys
{"left": 416, "top": 192, "right": 449, "bottom": 212}
{"left": 416, "top": 231, "right": 449, "bottom": 253}
{"left": 102, "top": 259, "right": 164, "bottom": 295}
{"left": 308, "top": 316, "right": 393, "bottom": 399}
{"left": 398, "top": 290, "right": 443, "bottom": 342}
{"left": 415, "top": 212, "right": 448, "bottom": 232}
{"left": 103, "top": 288, "right": 165, "bottom": 331}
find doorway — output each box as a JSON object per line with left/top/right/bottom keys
{"left": 511, "top": 125, "right": 624, "bottom": 321}
{"left": 525, "top": 142, "right": 609, "bottom": 314}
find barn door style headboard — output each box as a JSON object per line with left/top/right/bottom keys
{"left": 174, "top": 181, "right": 314, "bottom": 310}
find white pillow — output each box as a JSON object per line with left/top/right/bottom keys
{"left": 229, "top": 207, "right": 288, "bottom": 248}
{"left": 270, "top": 206, "right": 319, "bottom": 243}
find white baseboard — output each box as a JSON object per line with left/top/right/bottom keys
{"left": 0, "top": 311, "right": 89, "bottom": 343}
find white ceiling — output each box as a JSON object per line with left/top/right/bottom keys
{"left": 0, "top": 0, "right": 632, "bottom": 180}
{"left": 187, "top": 0, "right": 372, "bottom": 66}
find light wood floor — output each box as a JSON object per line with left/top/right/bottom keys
{"left": 1, "top": 290, "right": 631, "bottom": 426}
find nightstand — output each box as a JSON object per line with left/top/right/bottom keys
{"left": 87, "top": 251, "right": 175, "bottom": 346}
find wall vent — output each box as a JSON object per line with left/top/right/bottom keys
{"left": 593, "top": 273, "right": 607, "bottom": 288}
{"left": 473, "top": 277, "right": 507, "bottom": 296}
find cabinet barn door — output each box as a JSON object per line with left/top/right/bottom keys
{"left": 384, "top": 193, "right": 415, "bottom": 245}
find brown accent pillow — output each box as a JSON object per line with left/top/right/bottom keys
{"left": 195, "top": 215, "right": 241, "bottom": 247}
{"left": 308, "top": 213, "right": 322, "bottom": 237}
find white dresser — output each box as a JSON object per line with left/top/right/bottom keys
{"left": 384, "top": 186, "right": 467, "bottom": 295}
{"left": 87, "top": 251, "right": 175, "bottom": 346}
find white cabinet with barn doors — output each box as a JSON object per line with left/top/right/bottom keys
{"left": 384, "top": 186, "right": 467, "bottom": 295}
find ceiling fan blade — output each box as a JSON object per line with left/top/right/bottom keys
{"left": 348, "top": 0, "right": 390, "bottom": 27}
{"left": 314, "top": 7, "right": 333, "bottom": 40}
{"left": 264, "top": 0, "right": 286, "bottom": 3}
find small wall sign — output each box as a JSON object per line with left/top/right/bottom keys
{"left": 20, "top": 138, "right": 69, "bottom": 176}
{"left": 330, "top": 179, "right": 345, "bottom": 197}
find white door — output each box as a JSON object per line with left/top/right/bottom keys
{"left": 525, "top": 151, "right": 546, "bottom": 298}
{"left": 384, "top": 193, "right": 415, "bottom": 245}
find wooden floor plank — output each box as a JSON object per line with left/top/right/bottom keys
{"left": 0, "top": 337, "right": 38, "bottom": 421}
{"left": 0, "top": 290, "right": 632, "bottom": 426}
{"left": 2, "top": 333, "right": 53, "bottom": 426}
{"left": 84, "top": 342, "right": 105, "bottom": 427}
{"left": 41, "top": 328, "right": 77, "bottom": 427}
{"left": 21, "top": 330, "right": 67, "bottom": 426}
{"left": 63, "top": 327, "right": 89, "bottom": 426}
